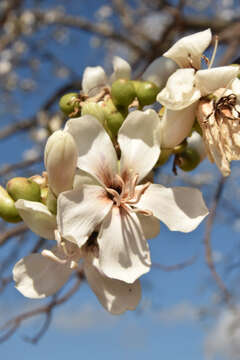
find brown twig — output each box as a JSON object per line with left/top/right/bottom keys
{"left": 152, "top": 254, "right": 197, "bottom": 271}
{"left": 0, "top": 223, "right": 28, "bottom": 246}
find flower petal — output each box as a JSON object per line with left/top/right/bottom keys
{"left": 98, "top": 206, "right": 151, "bottom": 283}
{"left": 73, "top": 169, "right": 100, "bottom": 189}
{"left": 137, "top": 214, "right": 160, "bottom": 239}
{"left": 84, "top": 256, "right": 141, "bottom": 314}
{"left": 82, "top": 66, "right": 107, "bottom": 96}
{"left": 110, "top": 56, "right": 131, "bottom": 83}
{"left": 65, "top": 116, "right": 118, "bottom": 186}
{"left": 15, "top": 200, "right": 56, "bottom": 240}
{"left": 118, "top": 110, "right": 160, "bottom": 182}
{"left": 159, "top": 103, "right": 196, "bottom": 148}
{"left": 195, "top": 66, "right": 239, "bottom": 96}
{"left": 163, "top": 29, "right": 212, "bottom": 69}
{"left": 136, "top": 184, "right": 208, "bottom": 232}
{"left": 13, "top": 249, "right": 72, "bottom": 299}
{"left": 142, "top": 56, "right": 177, "bottom": 88}
{"left": 157, "top": 69, "right": 201, "bottom": 110}
{"left": 57, "top": 185, "right": 113, "bottom": 247}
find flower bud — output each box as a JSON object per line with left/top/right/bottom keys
{"left": 176, "top": 148, "right": 201, "bottom": 172}
{"left": 44, "top": 130, "right": 78, "bottom": 196}
{"left": 155, "top": 149, "right": 172, "bottom": 167}
{"left": 101, "top": 99, "right": 125, "bottom": 137}
{"left": 41, "top": 187, "right": 48, "bottom": 205}
{"left": 187, "top": 131, "right": 206, "bottom": 162}
{"left": 132, "top": 80, "right": 159, "bottom": 106}
{"left": 111, "top": 79, "right": 136, "bottom": 107}
{"left": 7, "top": 177, "right": 41, "bottom": 202}
{"left": 59, "top": 93, "right": 81, "bottom": 117}
{"left": 81, "top": 101, "right": 105, "bottom": 124}
{"left": 0, "top": 186, "right": 21, "bottom": 223}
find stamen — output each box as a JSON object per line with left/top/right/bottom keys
{"left": 54, "top": 229, "right": 62, "bottom": 245}
{"left": 127, "top": 182, "right": 151, "bottom": 205}
{"left": 106, "top": 187, "right": 121, "bottom": 206}
{"left": 115, "top": 174, "right": 125, "bottom": 198}
{"left": 121, "top": 203, "right": 153, "bottom": 216}
{"left": 42, "top": 249, "right": 67, "bottom": 265}
{"left": 128, "top": 174, "right": 139, "bottom": 199}
{"left": 208, "top": 35, "right": 219, "bottom": 69}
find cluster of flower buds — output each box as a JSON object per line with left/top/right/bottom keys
{"left": 3, "top": 28, "right": 240, "bottom": 314}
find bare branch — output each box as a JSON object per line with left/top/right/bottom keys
{"left": 152, "top": 254, "right": 197, "bottom": 271}
{"left": 0, "top": 223, "right": 28, "bottom": 246}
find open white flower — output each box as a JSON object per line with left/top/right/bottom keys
{"left": 57, "top": 110, "right": 208, "bottom": 285}
{"left": 157, "top": 28, "right": 239, "bottom": 149}
{"left": 13, "top": 202, "right": 141, "bottom": 315}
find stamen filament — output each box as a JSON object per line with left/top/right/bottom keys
{"left": 42, "top": 249, "right": 67, "bottom": 265}
{"left": 208, "top": 35, "right": 218, "bottom": 69}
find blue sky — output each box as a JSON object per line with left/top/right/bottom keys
{"left": 0, "top": 1, "right": 239, "bottom": 359}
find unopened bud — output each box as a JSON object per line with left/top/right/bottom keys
{"left": 7, "top": 177, "right": 41, "bottom": 202}
{"left": 101, "top": 99, "right": 125, "bottom": 137}
{"left": 133, "top": 80, "right": 159, "bottom": 107}
{"left": 59, "top": 93, "right": 81, "bottom": 117}
{"left": 187, "top": 131, "right": 206, "bottom": 162}
{"left": 111, "top": 79, "right": 136, "bottom": 107}
{"left": 30, "top": 174, "right": 47, "bottom": 188}
{"left": 176, "top": 148, "right": 201, "bottom": 172}
{"left": 0, "top": 186, "right": 21, "bottom": 223}
{"left": 44, "top": 130, "right": 78, "bottom": 196}
{"left": 173, "top": 140, "right": 187, "bottom": 154}
{"left": 81, "top": 101, "right": 105, "bottom": 124}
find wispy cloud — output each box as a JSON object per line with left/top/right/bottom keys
{"left": 152, "top": 301, "right": 198, "bottom": 324}
{"left": 205, "top": 307, "right": 240, "bottom": 360}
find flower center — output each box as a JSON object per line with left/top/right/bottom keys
{"left": 105, "top": 173, "right": 152, "bottom": 216}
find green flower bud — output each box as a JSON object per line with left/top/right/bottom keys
{"left": 0, "top": 186, "right": 21, "bottom": 223}
{"left": 46, "top": 189, "right": 57, "bottom": 215}
{"left": 176, "top": 148, "right": 201, "bottom": 172}
{"left": 81, "top": 101, "right": 105, "bottom": 124}
{"left": 101, "top": 99, "right": 125, "bottom": 137}
{"left": 44, "top": 130, "right": 78, "bottom": 196}
{"left": 133, "top": 80, "right": 159, "bottom": 106}
{"left": 111, "top": 79, "right": 136, "bottom": 107}
{"left": 7, "top": 177, "right": 41, "bottom": 202}
{"left": 59, "top": 93, "right": 81, "bottom": 117}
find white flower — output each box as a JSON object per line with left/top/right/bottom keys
{"left": 56, "top": 110, "right": 208, "bottom": 284}
{"left": 157, "top": 28, "right": 239, "bottom": 149}
{"left": 13, "top": 202, "right": 141, "bottom": 314}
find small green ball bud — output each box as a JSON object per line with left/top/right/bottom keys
{"left": 133, "top": 80, "right": 159, "bottom": 106}
{"left": 177, "top": 148, "right": 201, "bottom": 172}
{"left": 111, "top": 79, "right": 136, "bottom": 107}
{"left": 7, "top": 177, "right": 41, "bottom": 202}
{"left": 0, "top": 186, "right": 21, "bottom": 223}
{"left": 81, "top": 101, "right": 105, "bottom": 124}
{"left": 172, "top": 140, "right": 187, "bottom": 154}
{"left": 59, "top": 93, "right": 81, "bottom": 117}
{"left": 102, "top": 99, "right": 125, "bottom": 137}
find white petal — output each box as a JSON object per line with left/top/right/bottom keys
{"left": 73, "top": 169, "right": 100, "bottom": 189}
{"left": 84, "top": 256, "right": 141, "bottom": 314}
{"left": 13, "top": 250, "right": 72, "bottom": 299}
{"left": 98, "top": 206, "right": 151, "bottom": 283}
{"left": 118, "top": 110, "right": 160, "bottom": 182}
{"left": 159, "top": 103, "right": 196, "bottom": 148}
{"left": 195, "top": 66, "right": 239, "bottom": 96}
{"left": 137, "top": 213, "right": 160, "bottom": 239}
{"left": 142, "top": 57, "right": 177, "bottom": 88}
{"left": 57, "top": 185, "right": 112, "bottom": 247}
{"left": 157, "top": 69, "right": 201, "bottom": 110}
{"left": 15, "top": 200, "right": 56, "bottom": 240}
{"left": 231, "top": 77, "right": 240, "bottom": 98}
{"left": 110, "top": 56, "right": 131, "bottom": 83}
{"left": 136, "top": 184, "right": 208, "bottom": 232}
{"left": 65, "top": 115, "right": 118, "bottom": 186}
{"left": 82, "top": 66, "right": 107, "bottom": 96}
{"left": 163, "top": 29, "right": 212, "bottom": 69}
